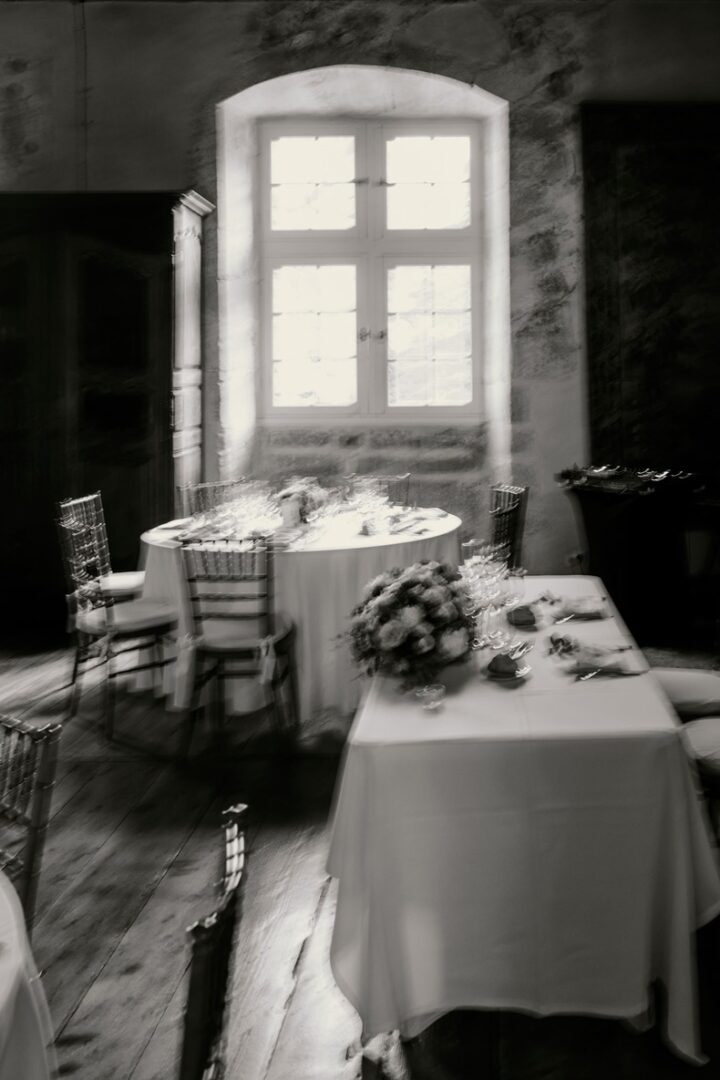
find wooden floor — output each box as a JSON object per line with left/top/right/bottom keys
{"left": 2, "top": 644, "right": 720, "bottom": 1080}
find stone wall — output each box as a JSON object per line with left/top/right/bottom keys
{"left": 1, "top": 1, "right": 719, "bottom": 571}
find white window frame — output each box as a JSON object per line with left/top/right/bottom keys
{"left": 258, "top": 118, "right": 483, "bottom": 422}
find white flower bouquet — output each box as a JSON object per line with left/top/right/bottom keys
{"left": 348, "top": 560, "right": 475, "bottom": 689}
{"left": 277, "top": 476, "right": 329, "bottom": 524}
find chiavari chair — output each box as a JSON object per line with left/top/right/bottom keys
{"left": 178, "top": 804, "right": 247, "bottom": 1080}
{"left": 344, "top": 472, "right": 412, "bottom": 508}
{"left": 183, "top": 480, "right": 248, "bottom": 518}
{"left": 489, "top": 483, "right": 529, "bottom": 569}
{"left": 57, "top": 492, "right": 145, "bottom": 600}
{"left": 56, "top": 517, "right": 177, "bottom": 736}
{"left": 0, "top": 715, "right": 61, "bottom": 936}
{"left": 180, "top": 537, "right": 298, "bottom": 758}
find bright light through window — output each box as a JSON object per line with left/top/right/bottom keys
{"left": 261, "top": 121, "right": 479, "bottom": 416}
{"left": 271, "top": 265, "right": 358, "bottom": 407}
{"left": 387, "top": 265, "right": 472, "bottom": 406}
{"left": 386, "top": 136, "right": 471, "bottom": 230}
{"left": 270, "top": 136, "right": 356, "bottom": 231}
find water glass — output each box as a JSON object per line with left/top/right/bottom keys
{"left": 415, "top": 684, "right": 446, "bottom": 711}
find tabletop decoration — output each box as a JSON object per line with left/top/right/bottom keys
{"left": 348, "top": 560, "right": 475, "bottom": 690}
{"left": 277, "top": 476, "right": 329, "bottom": 524}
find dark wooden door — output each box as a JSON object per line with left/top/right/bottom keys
{"left": 0, "top": 195, "right": 177, "bottom": 639}
{"left": 67, "top": 234, "right": 172, "bottom": 571}
{"left": 582, "top": 104, "right": 720, "bottom": 474}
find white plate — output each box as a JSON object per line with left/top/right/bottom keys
{"left": 154, "top": 518, "right": 192, "bottom": 530}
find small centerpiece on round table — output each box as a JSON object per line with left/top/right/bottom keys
{"left": 348, "top": 560, "right": 475, "bottom": 691}
{"left": 277, "top": 476, "right": 329, "bottom": 525}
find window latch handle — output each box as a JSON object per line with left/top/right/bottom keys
{"left": 358, "top": 327, "right": 371, "bottom": 342}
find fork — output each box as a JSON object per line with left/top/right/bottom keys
{"left": 575, "top": 667, "right": 644, "bottom": 682}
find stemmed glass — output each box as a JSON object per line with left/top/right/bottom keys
{"left": 461, "top": 541, "right": 508, "bottom": 650}
{"left": 484, "top": 567, "right": 526, "bottom": 650}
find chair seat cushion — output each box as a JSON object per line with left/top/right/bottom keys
{"left": 100, "top": 571, "right": 145, "bottom": 598}
{"left": 198, "top": 613, "right": 293, "bottom": 654}
{"left": 683, "top": 717, "right": 720, "bottom": 773}
{"left": 77, "top": 599, "right": 177, "bottom": 637}
{"left": 654, "top": 667, "right": 720, "bottom": 719}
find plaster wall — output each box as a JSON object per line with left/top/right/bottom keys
{"left": 1, "top": 1, "right": 719, "bottom": 569}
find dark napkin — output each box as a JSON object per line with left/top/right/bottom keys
{"left": 507, "top": 604, "right": 537, "bottom": 629}
{"left": 487, "top": 653, "right": 521, "bottom": 678}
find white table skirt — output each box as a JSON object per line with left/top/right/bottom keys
{"left": 327, "top": 575, "right": 720, "bottom": 1064}
{"left": 139, "top": 510, "right": 461, "bottom": 721}
{"left": 0, "top": 875, "right": 56, "bottom": 1080}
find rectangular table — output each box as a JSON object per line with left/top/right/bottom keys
{"left": 327, "top": 575, "right": 720, "bottom": 1064}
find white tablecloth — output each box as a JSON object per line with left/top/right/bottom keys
{"left": 327, "top": 575, "right": 720, "bottom": 1064}
{"left": 0, "top": 875, "right": 56, "bottom": 1080}
{"left": 140, "top": 510, "right": 461, "bottom": 721}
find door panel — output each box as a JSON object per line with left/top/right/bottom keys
{"left": 583, "top": 104, "right": 720, "bottom": 474}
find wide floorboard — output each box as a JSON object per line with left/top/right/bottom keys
{"left": 1, "top": 645, "right": 720, "bottom": 1079}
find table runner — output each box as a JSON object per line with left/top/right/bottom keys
{"left": 328, "top": 575, "right": 720, "bottom": 1063}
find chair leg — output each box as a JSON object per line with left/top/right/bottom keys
{"left": 211, "top": 667, "right": 227, "bottom": 751}
{"left": 152, "top": 635, "right": 168, "bottom": 696}
{"left": 178, "top": 705, "right": 199, "bottom": 761}
{"left": 105, "top": 644, "right": 116, "bottom": 740}
{"left": 67, "top": 638, "right": 83, "bottom": 719}
{"left": 178, "top": 659, "right": 210, "bottom": 761}
{"left": 286, "top": 647, "right": 301, "bottom": 738}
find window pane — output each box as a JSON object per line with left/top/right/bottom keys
{"left": 271, "top": 265, "right": 358, "bottom": 407}
{"left": 387, "top": 361, "right": 431, "bottom": 407}
{"left": 270, "top": 136, "right": 356, "bottom": 230}
{"left": 433, "top": 361, "right": 473, "bottom": 406}
{"left": 386, "top": 264, "right": 472, "bottom": 407}
{"left": 386, "top": 136, "right": 471, "bottom": 230}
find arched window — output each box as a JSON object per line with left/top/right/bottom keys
{"left": 216, "top": 66, "right": 510, "bottom": 476}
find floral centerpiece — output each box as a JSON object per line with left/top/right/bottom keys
{"left": 277, "top": 476, "right": 329, "bottom": 524}
{"left": 348, "top": 560, "right": 475, "bottom": 689}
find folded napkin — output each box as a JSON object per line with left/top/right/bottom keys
{"left": 507, "top": 604, "right": 539, "bottom": 629}
{"left": 487, "top": 653, "right": 522, "bottom": 678}
{"left": 568, "top": 644, "right": 644, "bottom": 678}
{"left": 554, "top": 596, "right": 608, "bottom": 621}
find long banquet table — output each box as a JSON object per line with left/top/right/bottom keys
{"left": 140, "top": 508, "right": 461, "bottom": 722}
{"left": 327, "top": 575, "right": 720, "bottom": 1064}
{"left": 0, "top": 873, "right": 56, "bottom": 1079}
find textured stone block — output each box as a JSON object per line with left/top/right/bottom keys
{"left": 357, "top": 451, "right": 483, "bottom": 475}
{"left": 337, "top": 430, "right": 366, "bottom": 449}
{"left": 368, "top": 425, "right": 487, "bottom": 453}
{"left": 411, "top": 451, "right": 480, "bottom": 473}
{"left": 263, "top": 428, "right": 332, "bottom": 448}
{"left": 258, "top": 452, "right": 339, "bottom": 482}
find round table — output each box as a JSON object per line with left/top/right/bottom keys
{"left": 0, "top": 874, "right": 56, "bottom": 1080}
{"left": 140, "top": 509, "right": 461, "bottom": 724}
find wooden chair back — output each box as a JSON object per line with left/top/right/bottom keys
{"left": 345, "top": 472, "right": 411, "bottom": 507}
{"left": 184, "top": 480, "right": 248, "bottom": 517}
{"left": 57, "top": 492, "right": 111, "bottom": 571}
{"left": 490, "top": 483, "right": 529, "bottom": 568}
{"left": 0, "top": 715, "right": 61, "bottom": 935}
{"left": 182, "top": 538, "right": 276, "bottom": 640}
{"left": 56, "top": 517, "right": 114, "bottom": 628}
{"left": 178, "top": 804, "right": 247, "bottom": 1080}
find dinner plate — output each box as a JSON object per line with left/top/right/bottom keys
{"left": 154, "top": 518, "right": 192, "bottom": 530}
